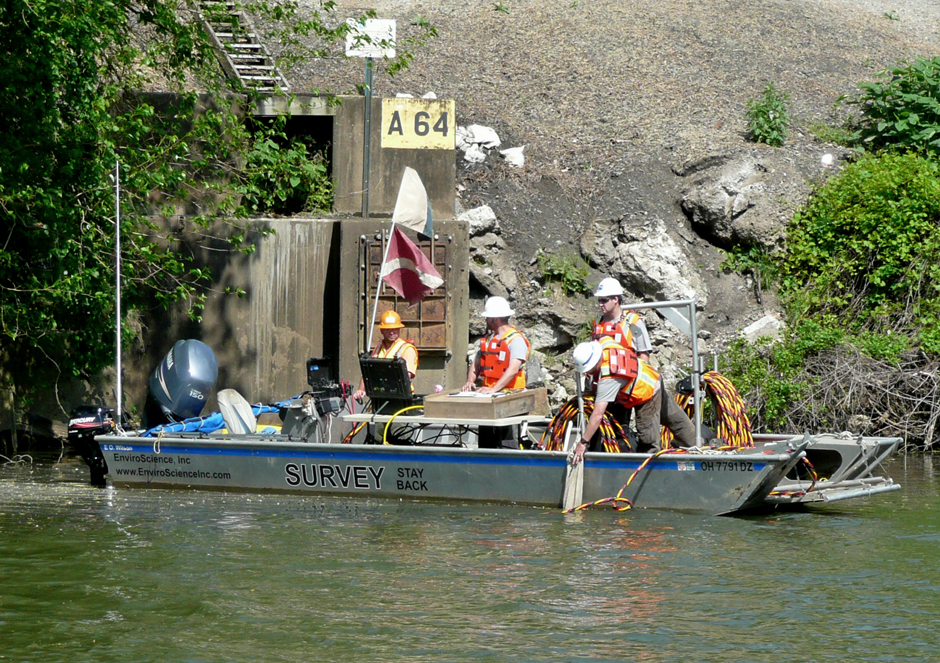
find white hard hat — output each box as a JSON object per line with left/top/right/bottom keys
{"left": 572, "top": 341, "right": 603, "bottom": 373}
{"left": 594, "top": 277, "right": 624, "bottom": 298}
{"left": 481, "top": 296, "right": 514, "bottom": 318}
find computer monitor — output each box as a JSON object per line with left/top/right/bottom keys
{"left": 359, "top": 354, "right": 416, "bottom": 413}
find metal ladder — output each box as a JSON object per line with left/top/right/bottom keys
{"left": 195, "top": 0, "right": 290, "bottom": 93}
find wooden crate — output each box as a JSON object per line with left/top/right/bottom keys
{"left": 423, "top": 389, "right": 538, "bottom": 420}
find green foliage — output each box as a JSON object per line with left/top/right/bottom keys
{"left": 781, "top": 151, "right": 940, "bottom": 353}
{"left": 806, "top": 120, "right": 856, "bottom": 146}
{"left": 537, "top": 253, "right": 591, "bottom": 297}
{"left": 237, "top": 121, "right": 332, "bottom": 216}
{"left": 722, "top": 319, "right": 914, "bottom": 432}
{"left": 849, "top": 329, "right": 911, "bottom": 362}
{"left": 883, "top": 10, "right": 900, "bottom": 21}
{"left": 721, "top": 320, "right": 843, "bottom": 431}
{"left": 0, "top": 0, "right": 432, "bottom": 404}
{"left": 721, "top": 246, "right": 779, "bottom": 293}
{"left": 745, "top": 82, "right": 791, "bottom": 147}
{"left": 844, "top": 56, "right": 940, "bottom": 155}
{"left": 494, "top": 2, "right": 510, "bottom": 13}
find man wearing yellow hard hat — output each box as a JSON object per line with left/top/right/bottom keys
{"left": 352, "top": 310, "right": 419, "bottom": 402}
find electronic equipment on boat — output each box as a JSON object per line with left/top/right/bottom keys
{"left": 359, "top": 354, "right": 418, "bottom": 414}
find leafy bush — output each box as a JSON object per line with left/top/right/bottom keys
{"left": 238, "top": 123, "right": 332, "bottom": 216}
{"left": 537, "top": 253, "right": 591, "bottom": 296}
{"left": 745, "top": 82, "right": 791, "bottom": 147}
{"left": 781, "top": 151, "right": 940, "bottom": 353}
{"left": 721, "top": 323, "right": 911, "bottom": 434}
{"left": 844, "top": 56, "right": 940, "bottom": 155}
{"left": 721, "top": 245, "right": 779, "bottom": 297}
{"left": 720, "top": 320, "right": 842, "bottom": 431}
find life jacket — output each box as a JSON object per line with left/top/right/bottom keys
{"left": 592, "top": 310, "right": 642, "bottom": 349}
{"left": 596, "top": 336, "right": 660, "bottom": 409}
{"left": 373, "top": 338, "right": 418, "bottom": 391}
{"left": 480, "top": 327, "right": 530, "bottom": 390}
{"left": 597, "top": 336, "right": 638, "bottom": 383}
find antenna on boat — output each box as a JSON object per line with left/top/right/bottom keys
{"left": 688, "top": 297, "right": 703, "bottom": 446}
{"left": 114, "top": 160, "right": 123, "bottom": 429}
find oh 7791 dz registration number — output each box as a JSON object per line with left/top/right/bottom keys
{"left": 699, "top": 460, "right": 755, "bottom": 472}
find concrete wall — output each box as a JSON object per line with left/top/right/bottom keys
{"left": 332, "top": 96, "right": 456, "bottom": 220}
{"left": 118, "top": 218, "right": 339, "bottom": 411}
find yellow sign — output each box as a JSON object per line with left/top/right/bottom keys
{"left": 381, "top": 99, "right": 455, "bottom": 150}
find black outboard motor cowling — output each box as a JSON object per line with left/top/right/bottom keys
{"left": 68, "top": 406, "right": 114, "bottom": 486}
{"left": 148, "top": 339, "right": 219, "bottom": 421}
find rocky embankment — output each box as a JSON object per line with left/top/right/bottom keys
{"left": 290, "top": 0, "right": 939, "bottom": 401}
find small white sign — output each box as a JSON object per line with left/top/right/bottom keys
{"left": 345, "top": 18, "right": 396, "bottom": 58}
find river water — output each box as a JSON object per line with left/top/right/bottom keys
{"left": 1, "top": 453, "right": 937, "bottom": 663}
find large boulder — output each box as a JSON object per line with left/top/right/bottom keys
{"left": 676, "top": 148, "right": 822, "bottom": 253}
{"left": 515, "top": 296, "right": 593, "bottom": 352}
{"left": 459, "top": 205, "right": 500, "bottom": 237}
{"left": 581, "top": 216, "right": 708, "bottom": 306}
{"left": 468, "top": 232, "right": 517, "bottom": 298}
{"left": 460, "top": 205, "right": 518, "bottom": 298}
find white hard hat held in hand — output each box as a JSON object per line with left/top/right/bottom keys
{"left": 594, "top": 277, "right": 624, "bottom": 298}
{"left": 481, "top": 296, "right": 515, "bottom": 318}
{"left": 572, "top": 341, "right": 603, "bottom": 373}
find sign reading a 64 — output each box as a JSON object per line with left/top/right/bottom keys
{"left": 381, "top": 99, "right": 455, "bottom": 150}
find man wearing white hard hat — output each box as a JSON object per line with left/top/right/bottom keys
{"left": 463, "top": 296, "right": 530, "bottom": 394}
{"left": 591, "top": 276, "right": 653, "bottom": 443}
{"left": 591, "top": 277, "right": 652, "bottom": 363}
{"left": 569, "top": 337, "right": 696, "bottom": 463}
{"left": 464, "top": 296, "right": 531, "bottom": 449}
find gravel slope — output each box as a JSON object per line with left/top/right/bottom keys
{"left": 291, "top": 0, "right": 937, "bottom": 178}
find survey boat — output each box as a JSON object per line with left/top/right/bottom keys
{"left": 92, "top": 428, "right": 810, "bottom": 515}
{"left": 72, "top": 299, "right": 901, "bottom": 513}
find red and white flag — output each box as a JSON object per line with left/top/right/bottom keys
{"left": 380, "top": 226, "right": 444, "bottom": 305}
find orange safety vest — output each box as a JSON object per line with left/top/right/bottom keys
{"left": 596, "top": 337, "right": 659, "bottom": 409}
{"left": 373, "top": 338, "right": 418, "bottom": 391}
{"left": 480, "top": 327, "right": 530, "bottom": 390}
{"left": 592, "top": 310, "right": 643, "bottom": 349}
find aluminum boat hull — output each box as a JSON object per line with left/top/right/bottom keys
{"left": 95, "top": 434, "right": 810, "bottom": 515}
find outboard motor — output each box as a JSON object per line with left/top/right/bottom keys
{"left": 67, "top": 406, "right": 114, "bottom": 487}
{"left": 145, "top": 339, "right": 218, "bottom": 427}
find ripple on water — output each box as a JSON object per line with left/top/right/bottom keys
{"left": 1, "top": 455, "right": 938, "bottom": 662}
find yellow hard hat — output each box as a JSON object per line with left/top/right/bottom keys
{"left": 377, "top": 310, "right": 405, "bottom": 329}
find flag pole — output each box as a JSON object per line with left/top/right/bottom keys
{"left": 367, "top": 221, "right": 397, "bottom": 353}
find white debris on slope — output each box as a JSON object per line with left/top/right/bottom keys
{"left": 456, "top": 124, "right": 526, "bottom": 164}
{"left": 500, "top": 146, "right": 525, "bottom": 168}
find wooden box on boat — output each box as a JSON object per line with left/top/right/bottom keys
{"left": 423, "top": 388, "right": 539, "bottom": 420}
